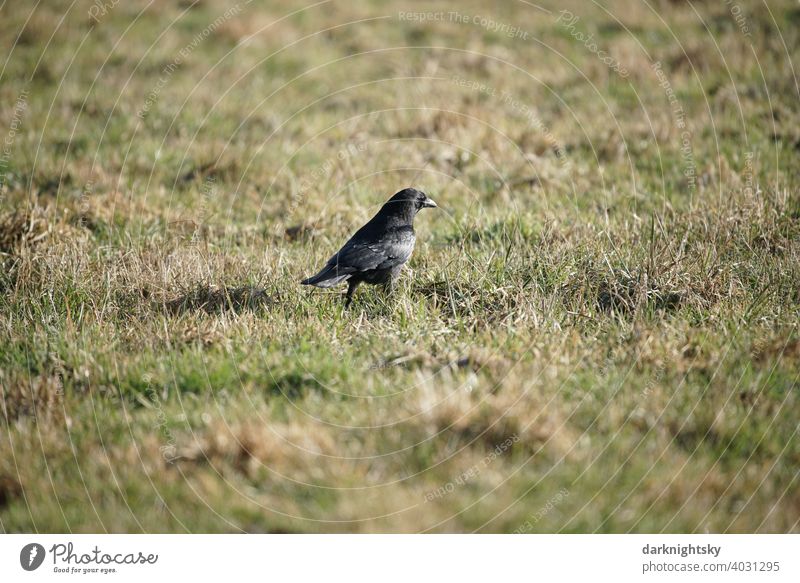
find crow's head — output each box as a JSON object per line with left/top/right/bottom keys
{"left": 384, "top": 188, "right": 437, "bottom": 214}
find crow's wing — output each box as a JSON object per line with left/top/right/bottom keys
{"left": 301, "top": 228, "right": 414, "bottom": 287}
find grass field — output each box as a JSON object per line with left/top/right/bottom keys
{"left": 0, "top": 0, "right": 798, "bottom": 533}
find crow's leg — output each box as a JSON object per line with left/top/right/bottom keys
{"left": 382, "top": 276, "right": 398, "bottom": 296}
{"left": 345, "top": 280, "right": 360, "bottom": 308}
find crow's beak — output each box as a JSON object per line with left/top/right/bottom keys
{"left": 422, "top": 196, "right": 437, "bottom": 208}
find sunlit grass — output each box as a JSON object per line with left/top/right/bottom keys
{"left": 0, "top": 0, "right": 797, "bottom": 533}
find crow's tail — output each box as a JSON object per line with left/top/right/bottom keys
{"left": 300, "top": 265, "right": 351, "bottom": 288}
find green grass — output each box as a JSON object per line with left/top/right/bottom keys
{"left": 0, "top": 0, "right": 798, "bottom": 533}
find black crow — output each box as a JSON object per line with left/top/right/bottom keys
{"left": 301, "top": 188, "right": 437, "bottom": 307}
